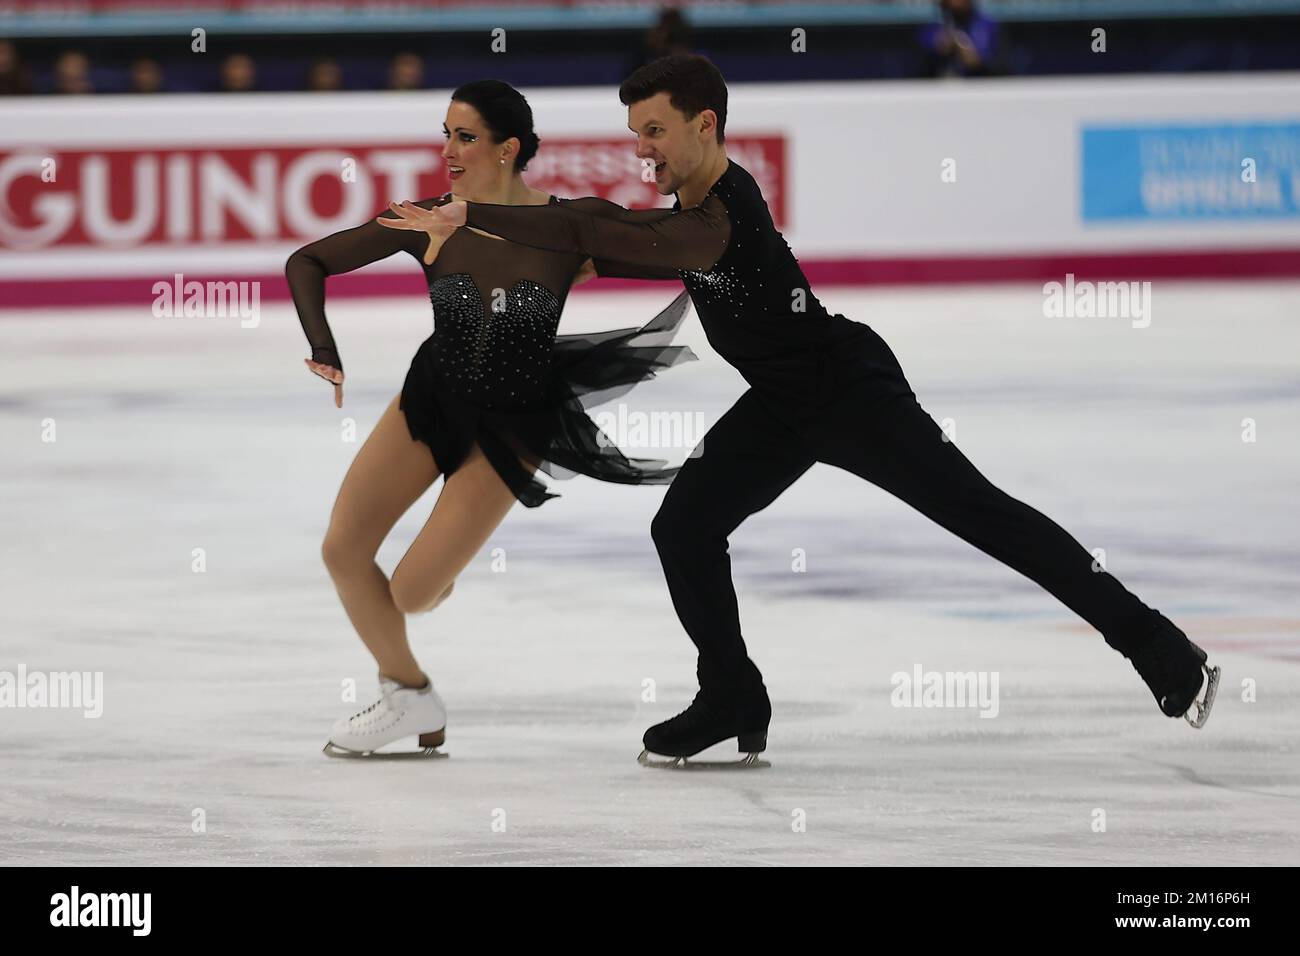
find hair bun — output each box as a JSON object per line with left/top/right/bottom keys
{"left": 451, "top": 79, "right": 540, "bottom": 172}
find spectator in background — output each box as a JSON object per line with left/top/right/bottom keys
{"left": 53, "top": 50, "right": 93, "bottom": 94}
{"left": 0, "top": 40, "right": 34, "bottom": 95}
{"left": 918, "top": 0, "right": 1002, "bottom": 78}
{"left": 388, "top": 52, "right": 424, "bottom": 91}
{"left": 308, "top": 57, "right": 343, "bottom": 92}
{"left": 626, "top": 8, "right": 693, "bottom": 78}
{"left": 129, "top": 58, "right": 164, "bottom": 94}
{"left": 220, "top": 53, "right": 256, "bottom": 92}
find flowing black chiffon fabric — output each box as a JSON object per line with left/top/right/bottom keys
{"left": 399, "top": 289, "right": 695, "bottom": 506}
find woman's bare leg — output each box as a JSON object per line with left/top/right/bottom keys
{"left": 388, "top": 441, "right": 521, "bottom": 618}
{"left": 321, "top": 395, "right": 441, "bottom": 687}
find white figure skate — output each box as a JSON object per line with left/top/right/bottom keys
{"left": 323, "top": 673, "right": 448, "bottom": 759}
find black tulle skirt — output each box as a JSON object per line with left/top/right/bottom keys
{"left": 399, "top": 291, "right": 696, "bottom": 507}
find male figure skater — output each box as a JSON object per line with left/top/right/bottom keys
{"left": 391, "top": 55, "right": 1219, "bottom": 765}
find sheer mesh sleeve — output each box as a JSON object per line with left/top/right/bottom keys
{"left": 464, "top": 193, "right": 730, "bottom": 277}
{"left": 285, "top": 197, "right": 443, "bottom": 373}
{"left": 560, "top": 197, "right": 691, "bottom": 281}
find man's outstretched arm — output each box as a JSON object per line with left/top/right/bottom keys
{"left": 446, "top": 194, "right": 731, "bottom": 274}
{"left": 558, "top": 197, "right": 708, "bottom": 280}
{"left": 380, "top": 193, "right": 730, "bottom": 276}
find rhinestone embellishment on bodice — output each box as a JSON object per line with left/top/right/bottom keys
{"left": 426, "top": 273, "right": 561, "bottom": 405}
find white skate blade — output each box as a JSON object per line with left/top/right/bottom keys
{"left": 1183, "top": 663, "right": 1221, "bottom": 729}
{"left": 323, "top": 730, "right": 449, "bottom": 760}
{"left": 323, "top": 741, "right": 448, "bottom": 760}
{"left": 637, "top": 749, "right": 770, "bottom": 770}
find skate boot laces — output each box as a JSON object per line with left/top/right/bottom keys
{"left": 665, "top": 691, "right": 718, "bottom": 733}
{"left": 346, "top": 685, "right": 400, "bottom": 733}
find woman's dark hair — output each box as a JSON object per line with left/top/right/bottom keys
{"left": 619, "top": 54, "right": 727, "bottom": 144}
{"left": 450, "top": 79, "right": 540, "bottom": 171}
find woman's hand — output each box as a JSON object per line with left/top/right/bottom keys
{"left": 378, "top": 200, "right": 468, "bottom": 264}
{"left": 304, "top": 358, "right": 344, "bottom": 408}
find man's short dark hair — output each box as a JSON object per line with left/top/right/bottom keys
{"left": 619, "top": 54, "right": 727, "bottom": 144}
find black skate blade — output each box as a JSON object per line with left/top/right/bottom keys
{"left": 637, "top": 749, "right": 770, "bottom": 770}
{"left": 1183, "top": 663, "right": 1221, "bottom": 729}
{"left": 323, "top": 741, "right": 449, "bottom": 760}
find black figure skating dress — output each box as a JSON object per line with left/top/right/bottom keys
{"left": 285, "top": 194, "right": 695, "bottom": 506}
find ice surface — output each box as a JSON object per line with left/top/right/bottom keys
{"left": 1, "top": 281, "right": 1297, "bottom": 865}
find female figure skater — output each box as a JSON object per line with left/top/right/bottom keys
{"left": 285, "top": 80, "right": 693, "bottom": 758}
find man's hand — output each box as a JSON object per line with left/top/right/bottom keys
{"left": 379, "top": 199, "right": 467, "bottom": 231}
{"left": 378, "top": 200, "right": 468, "bottom": 264}
{"left": 572, "top": 258, "right": 598, "bottom": 287}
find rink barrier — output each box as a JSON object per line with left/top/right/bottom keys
{"left": 2, "top": 246, "right": 1297, "bottom": 310}
{"left": 2, "top": 76, "right": 1297, "bottom": 306}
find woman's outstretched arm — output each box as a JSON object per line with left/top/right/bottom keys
{"left": 285, "top": 200, "right": 435, "bottom": 382}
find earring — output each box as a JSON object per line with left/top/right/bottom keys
{"left": 500, "top": 157, "right": 506, "bottom": 165}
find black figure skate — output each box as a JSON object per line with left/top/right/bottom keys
{"left": 639, "top": 684, "right": 772, "bottom": 769}
{"left": 1115, "top": 614, "right": 1220, "bottom": 728}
